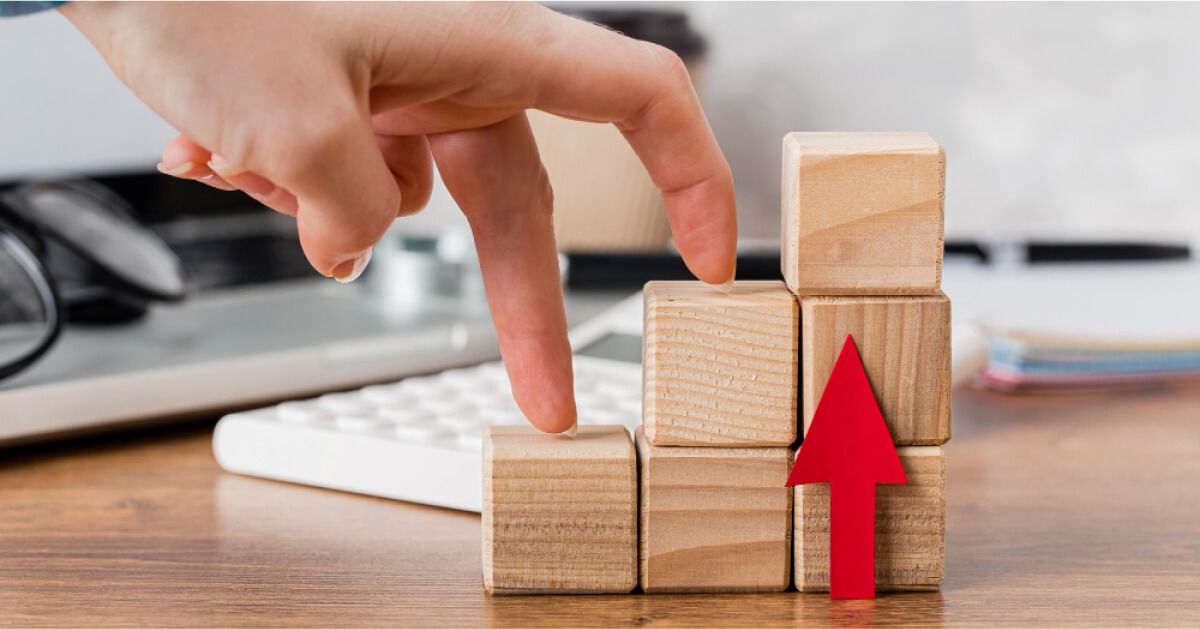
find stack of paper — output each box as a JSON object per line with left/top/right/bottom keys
{"left": 943, "top": 261, "right": 1200, "bottom": 390}
{"left": 981, "top": 335, "right": 1200, "bottom": 390}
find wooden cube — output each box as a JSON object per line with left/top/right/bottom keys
{"left": 482, "top": 425, "right": 636, "bottom": 594}
{"left": 643, "top": 280, "right": 798, "bottom": 446}
{"left": 794, "top": 446, "right": 945, "bottom": 592}
{"left": 635, "top": 428, "right": 792, "bottom": 593}
{"left": 781, "top": 132, "right": 945, "bottom": 296}
{"left": 801, "top": 293, "right": 951, "bottom": 445}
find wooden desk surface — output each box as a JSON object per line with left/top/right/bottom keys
{"left": 3, "top": 386, "right": 1200, "bottom": 628}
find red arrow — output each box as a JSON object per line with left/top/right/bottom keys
{"left": 787, "top": 335, "right": 907, "bottom": 599}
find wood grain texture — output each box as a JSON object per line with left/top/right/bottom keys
{"left": 5, "top": 385, "right": 1200, "bottom": 626}
{"left": 801, "top": 293, "right": 952, "bottom": 445}
{"left": 483, "top": 425, "right": 636, "bottom": 594}
{"left": 781, "top": 131, "right": 945, "bottom": 296}
{"left": 795, "top": 446, "right": 945, "bottom": 592}
{"left": 635, "top": 428, "right": 792, "bottom": 593}
{"left": 643, "top": 280, "right": 798, "bottom": 446}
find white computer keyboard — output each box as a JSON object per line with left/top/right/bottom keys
{"left": 213, "top": 355, "right": 642, "bottom": 512}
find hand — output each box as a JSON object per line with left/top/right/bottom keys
{"left": 62, "top": 2, "right": 737, "bottom": 434}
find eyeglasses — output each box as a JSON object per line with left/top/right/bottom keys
{"left": 0, "top": 180, "right": 188, "bottom": 382}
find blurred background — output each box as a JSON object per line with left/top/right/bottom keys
{"left": 4, "top": 2, "right": 1200, "bottom": 242}
{"left": 3, "top": 2, "right": 1200, "bottom": 445}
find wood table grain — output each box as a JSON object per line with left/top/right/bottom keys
{"left": 3, "top": 386, "right": 1200, "bottom": 627}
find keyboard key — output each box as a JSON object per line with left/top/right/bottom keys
{"left": 397, "top": 377, "right": 454, "bottom": 398}
{"left": 486, "top": 408, "right": 528, "bottom": 425}
{"left": 471, "top": 382, "right": 500, "bottom": 396}
{"left": 318, "top": 393, "right": 375, "bottom": 416}
{"left": 478, "top": 368, "right": 511, "bottom": 388}
{"left": 437, "top": 368, "right": 483, "bottom": 388}
{"left": 476, "top": 403, "right": 520, "bottom": 421}
{"left": 437, "top": 413, "right": 488, "bottom": 432}
{"left": 421, "top": 399, "right": 475, "bottom": 416}
{"left": 360, "top": 385, "right": 415, "bottom": 406}
{"left": 393, "top": 423, "right": 454, "bottom": 443}
{"left": 277, "top": 402, "right": 332, "bottom": 425}
{"left": 478, "top": 397, "right": 521, "bottom": 414}
{"left": 460, "top": 390, "right": 511, "bottom": 408}
{"left": 336, "top": 414, "right": 389, "bottom": 433}
{"left": 378, "top": 406, "right": 435, "bottom": 424}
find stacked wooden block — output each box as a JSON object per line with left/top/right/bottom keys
{"left": 481, "top": 131, "right": 949, "bottom": 595}
{"left": 483, "top": 425, "right": 637, "bottom": 593}
{"left": 638, "top": 281, "right": 797, "bottom": 592}
{"left": 785, "top": 132, "right": 949, "bottom": 593}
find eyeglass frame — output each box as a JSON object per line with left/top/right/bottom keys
{"left": 0, "top": 220, "right": 64, "bottom": 381}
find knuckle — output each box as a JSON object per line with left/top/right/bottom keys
{"left": 615, "top": 43, "right": 694, "bottom": 137}
{"left": 646, "top": 43, "right": 691, "bottom": 87}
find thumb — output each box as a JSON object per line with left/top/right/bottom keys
{"left": 270, "top": 115, "right": 401, "bottom": 282}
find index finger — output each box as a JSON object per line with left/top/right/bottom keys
{"left": 524, "top": 8, "right": 738, "bottom": 285}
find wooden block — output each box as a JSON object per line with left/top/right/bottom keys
{"left": 642, "top": 280, "right": 798, "bottom": 446}
{"left": 801, "top": 293, "right": 951, "bottom": 446}
{"left": 794, "top": 446, "right": 945, "bottom": 592}
{"left": 482, "top": 425, "right": 636, "bottom": 594}
{"left": 635, "top": 428, "right": 792, "bottom": 593}
{"left": 781, "top": 131, "right": 945, "bottom": 296}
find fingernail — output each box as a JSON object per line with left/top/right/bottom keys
{"left": 207, "top": 154, "right": 245, "bottom": 177}
{"left": 156, "top": 162, "right": 199, "bottom": 178}
{"left": 242, "top": 180, "right": 278, "bottom": 197}
{"left": 707, "top": 276, "right": 735, "bottom": 294}
{"left": 558, "top": 421, "right": 577, "bottom": 439}
{"left": 204, "top": 178, "right": 237, "bottom": 192}
{"left": 247, "top": 182, "right": 277, "bottom": 198}
{"left": 331, "top": 248, "right": 373, "bottom": 284}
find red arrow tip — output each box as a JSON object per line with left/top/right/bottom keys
{"left": 787, "top": 335, "right": 907, "bottom": 487}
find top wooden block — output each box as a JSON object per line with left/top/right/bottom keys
{"left": 781, "top": 132, "right": 945, "bottom": 296}
{"left": 642, "top": 280, "right": 798, "bottom": 446}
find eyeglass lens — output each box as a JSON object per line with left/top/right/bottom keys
{"left": 0, "top": 234, "right": 54, "bottom": 368}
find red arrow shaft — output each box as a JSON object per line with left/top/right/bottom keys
{"left": 829, "top": 480, "right": 876, "bottom": 599}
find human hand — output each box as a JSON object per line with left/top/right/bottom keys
{"left": 62, "top": 2, "right": 737, "bottom": 434}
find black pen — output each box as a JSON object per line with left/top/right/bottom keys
{"left": 944, "top": 241, "right": 1191, "bottom": 265}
